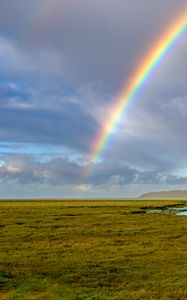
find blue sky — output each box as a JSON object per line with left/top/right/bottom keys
{"left": 0, "top": 0, "right": 187, "bottom": 198}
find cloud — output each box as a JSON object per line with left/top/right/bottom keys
{"left": 0, "top": 154, "right": 85, "bottom": 185}
{"left": 0, "top": 1, "right": 187, "bottom": 197}
{"left": 0, "top": 104, "right": 98, "bottom": 151}
{"left": 1, "top": 154, "right": 187, "bottom": 188}
{"left": 0, "top": 1, "right": 186, "bottom": 88}
{"left": 0, "top": 37, "right": 99, "bottom": 152}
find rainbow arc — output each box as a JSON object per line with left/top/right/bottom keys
{"left": 86, "top": 12, "right": 187, "bottom": 179}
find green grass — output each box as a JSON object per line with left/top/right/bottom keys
{"left": 0, "top": 200, "right": 187, "bottom": 299}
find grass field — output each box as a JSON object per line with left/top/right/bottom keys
{"left": 0, "top": 200, "right": 187, "bottom": 300}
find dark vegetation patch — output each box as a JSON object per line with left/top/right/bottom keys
{"left": 16, "top": 222, "right": 25, "bottom": 225}
{"left": 131, "top": 210, "right": 145, "bottom": 214}
{"left": 140, "top": 201, "right": 187, "bottom": 212}
{"left": 0, "top": 270, "right": 16, "bottom": 289}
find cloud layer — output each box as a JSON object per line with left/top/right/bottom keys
{"left": 0, "top": 0, "right": 187, "bottom": 197}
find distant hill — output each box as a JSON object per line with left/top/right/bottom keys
{"left": 139, "top": 190, "right": 187, "bottom": 199}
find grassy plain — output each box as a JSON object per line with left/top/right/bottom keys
{"left": 0, "top": 200, "right": 187, "bottom": 300}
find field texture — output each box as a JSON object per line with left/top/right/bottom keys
{"left": 0, "top": 200, "right": 187, "bottom": 300}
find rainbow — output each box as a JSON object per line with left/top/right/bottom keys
{"left": 29, "top": 1, "right": 63, "bottom": 37}
{"left": 88, "top": 12, "right": 187, "bottom": 173}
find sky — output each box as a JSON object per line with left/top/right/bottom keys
{"left": 0, "top": 0, "right": 187, "bottom": 198}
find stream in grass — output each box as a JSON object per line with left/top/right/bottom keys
{"left": 145, "top": 206, "right": 187, "bottom": 215}
{"left": 176, "top": 209, "right": 187, "bottom": 215}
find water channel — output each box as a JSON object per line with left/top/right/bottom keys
{"left": 176, "top": 210, "right": 187, "bottom": 215}
{"left": 145, "top": 206, "right": 187, "bottom": 215}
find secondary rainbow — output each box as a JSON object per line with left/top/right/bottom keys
{"left": 89, "top": 12, "right": 187, "bottom": 171}
{"left": 28, "top": 0, "right": 63, "bottom": 37}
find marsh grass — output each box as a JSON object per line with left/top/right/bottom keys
{"left": 0, "top": 200, "right": 187, "bottom": 299}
